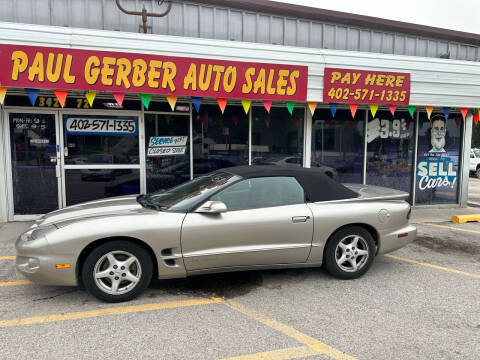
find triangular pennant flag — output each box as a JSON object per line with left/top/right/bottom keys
{"left": 408, "top": 105, "right": 416, "bottom": 118}
{"left": 425, "top": 106, "right": 434, "bottom": 120}
{"left": 286, "top": 101, "right": 295, "bottom": 115}
{"left": 329, "top": 103, "right": 338, "bottom": 117}
{"left": 217, "top": 98, "right": 227, "bottom": 114}
{"left": 263, "top": 100, "right": 272, "bottom": 113}
{"left": 25, "top": 88, "right": 39, "bottom": 106}
{"left": 474, "top": 114, "right": 479, "bottom": 125}
{"left": 0, "top": 87, "right": 7, "bottom": 105}
{"left": 460, "top": 107, "right": 468, "bottom": 121}
{"left": 85, "top": 91, "right": 96, "bottom": 107}
{"left": 166, "top": 95, "right": 178, "bottom": 111}
{"left": 241, "top": 99, "right": 252, "bottom": 114}
{"left": 139, "top": 93, "right": 152, "bottom": 110}
{"left": 349, "top": 104, "right": 358, "bottom": 118}
{"left": 307, "top": 102, "right": 317, "bottom": 116}
{"left": 443, "top": 107, "right": 450, "bottom": 119}
{"left": 53, "top": 90, "right": 68, "bottom": 108}
{"left": 113, "top": 92, "right": 125, "bottom": 107}
{"left": 192, "top": 97, "right": 202, "bottom": 112}
{"left": 369, "top": 104, "right": 378, "bottom": 118}
{"left": 388, "top": 104, "right": 396, "bottom": 116}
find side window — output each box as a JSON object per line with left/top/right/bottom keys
{"left": 210, "top": 176, "right": 305, "bottom": 211}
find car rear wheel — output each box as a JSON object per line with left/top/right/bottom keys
{"left": 323, "top": 226, "right": 375, "bottom": 279}
{"left": 82, "top": 241, "right": 153, "bottom": 302}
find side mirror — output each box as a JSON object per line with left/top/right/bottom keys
{"left": 195, "top": 201, "right": 227, "bottom": 214}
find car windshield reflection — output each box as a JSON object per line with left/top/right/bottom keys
{"left": 139, "top": 171, "right": 240, "bottom": 212}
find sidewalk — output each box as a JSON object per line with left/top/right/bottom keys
{"left": 411, "top": 206, "right": 480, "bottom": 224}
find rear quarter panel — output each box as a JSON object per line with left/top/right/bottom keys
{"left": 306, "top": 199, "right": 411, "bottom": 264}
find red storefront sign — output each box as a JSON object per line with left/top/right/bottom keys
{"left": 0, "top": 44, "right": 308, "bottom": 101}
{"left": 323, "top": 67, "right": 410, "bottom": 105}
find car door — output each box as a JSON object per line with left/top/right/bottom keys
{"left": 180, "top": 176, "right": 314, "bottom": 271}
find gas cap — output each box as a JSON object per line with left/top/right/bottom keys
{"left": 378, "top": 209, "right": 391, "bottom": 223}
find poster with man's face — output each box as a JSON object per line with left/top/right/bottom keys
{"left": 416, "top": 112, "right": 462, "bottom": 205}
{"left": 429, "top": 114, "right": 447, "bottom": 153}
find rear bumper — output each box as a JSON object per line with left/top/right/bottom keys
{"left": 377, "top": 224, "right": 417, "bottom": 255}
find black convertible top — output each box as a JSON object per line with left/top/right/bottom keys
{"left": 222, "top": 165, "right": 358, "bottom": 202}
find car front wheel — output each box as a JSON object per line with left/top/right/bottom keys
{"left": 323, "top": 226, "right": 375, "bottom": 279}
{"left": 82, "top": 241, "right": 153, "bottom": 302}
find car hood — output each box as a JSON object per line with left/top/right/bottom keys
{"left": 36, "top": 195, "right": 147, "bottom": 227}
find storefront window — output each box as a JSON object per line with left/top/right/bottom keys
{"left": 415, "top": 112, "right": 462, "bottom": 205}
{"left": 193, "top": 104, "right": 248, "bottom": 176}
{"left": 366, "top": 111, "right": 414, "bottom": 197}
{"left": 311, "top": 109, "right": 364, "bottom": 182}
{"left": 252, "top": 107, "right": 304, "bottom": 166}
{"left": 65, "top": 169, "right": 140, "bottom": 206}
{"left": 64, "top": 115, "right": 139, "bottom": 165}
{"left": 9, "top": 113, "right": 59, "bottom": 214}
{"left": 145, "top": 113, "right": 190, "bottom": 192}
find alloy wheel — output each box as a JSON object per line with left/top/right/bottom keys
{"left": 335, "top": 235, "right": 370, "bottom": 273}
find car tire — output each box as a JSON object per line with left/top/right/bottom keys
{"left": 82, "top": 240, "right": 153, "bottom": 302}
{"left": 476, "top": 167, "right": 480, "bottom": 179}
{"left": 323, "top": 226, "right": 375, "bottom": 280}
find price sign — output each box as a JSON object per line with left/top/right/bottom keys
{"left": 367, "top": 118, "right": 410, "bottom": 143}
{"left": 323, "top": 68, "right": 410, "bottom": 105}
{"left": 65, "top": 117, "right": 138, "bottom": 135}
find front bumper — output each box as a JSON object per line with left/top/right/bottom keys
{"left": 377, "top": 224, "right": 417, "bottom": 255}
{"left": 15, "top": 235, "right": 78, "bottom": 286}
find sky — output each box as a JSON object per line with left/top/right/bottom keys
{"left": 273, "top": 0, "right": 480, "bottom": 35}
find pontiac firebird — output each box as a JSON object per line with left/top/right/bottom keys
{"left": 16, "top": 165, "right": 416, "bottom": 302}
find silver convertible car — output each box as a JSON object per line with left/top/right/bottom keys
{"left": 16, "top": 166, "right": 416, "bottom": 302}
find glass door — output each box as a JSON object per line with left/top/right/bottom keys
{"left": 7, "top": 111, "right": 61, "bottom": 217}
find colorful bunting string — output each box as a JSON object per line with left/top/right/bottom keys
{"left": 113, "top": 92, "right": 125, "bottom": 107}
{"left": 407, "top": 105, "right": 416, "bottom": 118}
{"left": 329, "top": 103, "right": 338, "bottom": 117}
{"left": 263, "top": 100, "right": 272, "bottom": 113}
{"left": 85, "top": 91, "right": 96, "bottom": 107}
{"left": 388, "top": 104, "right": 396, "bottom": 116}
{"left": 425, "top": 106, "right": 434, "bottom": 120}
{"left": 349, "top": 104, "right": 358, "bottom": 118}
{"left": 474, "top": 114, "right": 479, "bottom": 125}
{"left": 0, "top": 87, "right": 7, "bottom": 105}
{"left": 307, "top": 102, "right": 317, "bottom": 116}
{"left": 53, "top": 90, "right": 68, "bottom": 108}
{"left": 139, "top": 93, "right": 152, "bottom": 110}
{"left": 25, "top": 88, "right": 39, "bottom": 106}
{"left": 460, "top": 107, "right": 468, "bottom": 121}
{"left": 442, "top": 107, "right": 450, "bottom": 119}
{"left": 286, "top": 101, "right": 295, "bottom": 115}
{"left": 217, "top": 98, "right": 227, "bottom": 114}
{"left": 241, "top": 99, "right": 251, "bottom": 115}
{"left": 166, "top": 95, "right": 177, "bottom": 111}
{"left": 369, "top": 104, "right": 378, "bottom": 118}
{"left": 192, "top": 97, "right": 202, "bottom": 112}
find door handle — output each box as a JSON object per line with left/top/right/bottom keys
{"left": 292, "top": 216, "right": 310, "bottom": 223}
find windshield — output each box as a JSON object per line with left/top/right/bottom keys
{"left": 474, "top": 150, "right": 480, "bottom": 158}
{"left": 138, "top": 171, "right": 240, "bottom": 211}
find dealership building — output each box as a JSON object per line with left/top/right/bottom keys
{"left": 0, "top": 0, "right": 479, "bottom": 222}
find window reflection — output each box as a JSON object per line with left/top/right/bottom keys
{"left": 193, "top": 104, "right": 248, "bottom": 176}
{"left": 65, "top": 169, "right": 140, "bottom": 206}
{"left": 252, "top": 107, "right": 304, "bottom": 166}
{"left": 311, "top": 109, "right": 364, "bottom": 182}
{"left": 145, "top": 113, "right": 190, "bottom": 192}
{"left": 366, "top": 111, "right": 414, "bottom": 196}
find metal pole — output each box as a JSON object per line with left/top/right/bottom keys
{"left": 115, "top": 0, "right": 172, "bottom": 34}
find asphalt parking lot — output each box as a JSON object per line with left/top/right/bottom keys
{"left": 1, "top": 215, "right": 480, "bottom": 359}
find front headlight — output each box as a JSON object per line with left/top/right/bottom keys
{"left": 24, "top": 225, "right": 57, "bottom": 241}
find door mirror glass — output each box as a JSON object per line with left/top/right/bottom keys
{"left": 195, "top": 201, "right": 227, "bottom": 214}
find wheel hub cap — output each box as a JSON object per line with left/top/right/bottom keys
{"left": 335, "top": 235, "right": 369, "bottom": 273}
